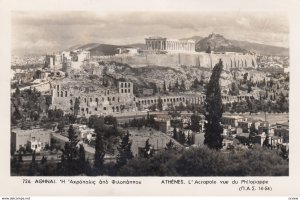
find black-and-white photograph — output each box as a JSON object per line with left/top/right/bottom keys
{"left": 10, "top": 11, "right": 289, "bottom": 177}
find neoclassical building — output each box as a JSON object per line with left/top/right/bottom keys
{"left": 145, "top": 37, "right": 196, "bottom": 53}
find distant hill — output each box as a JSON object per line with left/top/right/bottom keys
{"left": 230, "top": 40, "right": 289, "bottom": 56}
{"left": 195, "top": 33, "right": 289, "bottom": 56}
{"left": 87, "top": 44, "right": 126, "bottom": 56}
{"left": 68, "top": 43, "right": 146, "bottom": 56}
{"left": 195, "top": 33, "right": 248, "bottom": 53}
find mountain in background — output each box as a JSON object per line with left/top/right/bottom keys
{"left": 195, "top": 33, "right": 248, "bottom": 53}
{"left": 229, "top": 40, "right": 289, "bottom": 56}
{"left": 68, "top": 43, "right": 147, "bottom": 56}
{"left": 67, "top": 33, "right": 288, "bottom": 56}
{"left": 195, "top": 33, "right": 289, "bottom": 56}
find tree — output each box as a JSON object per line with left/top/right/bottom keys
{"left": 142, "top": 139, "right": 153, "bottom": 159}
{"left": 78, "top": 144, "right": 86, "bottom": 174}
{"left": 57, "top": 121, "right": 65, "bottom": 133}
{"left": 204, "top": 59, "right": 224, "bottom": 150}
{"left": 157, "top": 97, "right": 163, "bottom": 111}
{"left": 104, "top": 115, "right": 117, "bottom": 127}
{"left": 187, "top": 133, "right": 193, "bottom": 145}
{"left": 250, "top": 123, "right": 258, "bottom": 135}
{"left": 61, "top": 125, "right": 80, "bottom": 175}
{"left": 163, "top": 81, "right": 167, "bottom": 93}
{"left": 168, "top": 83, "right": 172, "bottom": 92}
{"left": 252, "top": 59, "right": 255, "bottom": 67}
{"left": 177, "top": 102, "right": 185, "bottom": 111}
{"left": 200, "top": 73, "right": 205, "bottom": 85}
{"left": 165, "top": 139, "right": 176, "bottom": 151}
{"left": 74, "top": 97, "right": 80, "bottom": 116}
{"left": 206, "top": 46, "right": 211, "bottom": 54}
{"left": 243, "top": 73, "right": 248, "bottom": 82}
{"left": 277, "top": 93, "right": 289, "bottom": 112}
{"left": 151, "top": 82, "right": 158, "bottom": 94}
{"left": 174, "top": 78, "right": 179, "bottom": 90}
{"left": 146, "top": 114, "right": 156, "bottom": 128}
{"left": 230, "top": 82, "right": 239, "bottom": 95}
{"left": 11, "top": 156, "right": 20, "bottom": 174}
{"left": 94, "top": 129, "right": 105, "bottom": 175}
{"left": 149, "top": 104, "right": 156, "bottom": 111}
{"left": 35, "top": 70, "right": 42, "bottom": 79}
{"left": 28, "top": 150, "right": 38, "bottom": 176}
{"left": 173, "top": 127, "right": 179, "bottom": 140}
{"left": 116, "top": 131, "right": 133, "bottom": 168}
{"left": 88, "top": 115, "right": 104, "bottom": 129}
{"left": 15, "top": 85, "right": 20, "bottom": 96}
{"left": 191, "top": 78, "right": 199, "bottom": 90}
{"left": 180, "top": 79, "right": 186, "bottom": 91}
{"left": 190, "top": 114, "right": 201, "bottom": 132}
{"left": 17, "top": 151, "right": 23, "bottom": 163}
{"left": 247, "top": 82, "right": 252, "bottom": 93}
{"left": 263, "top": 136, "right": 270, "bottom": 148}
{"left": 66, "top": 113, "right": 76, "bottom": 124}
{"left": 178, "top": 130, "right": 186, "bottom": 144}
{"left": 40, "top": 156, "right": 47, "bottom": 165}
{"left": 68, "top": 125, "right": 79, "bottom": 155}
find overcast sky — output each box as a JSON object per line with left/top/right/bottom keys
{"left": 12, "top": 11, "right": 289, "bottom": 56}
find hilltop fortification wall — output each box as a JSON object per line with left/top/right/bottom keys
{"left": 95, "top": 53, "right": 257, "bottom": 70}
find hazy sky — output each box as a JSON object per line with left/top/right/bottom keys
{"left": 12, "top": 11, "right": 289, "bottom": 56}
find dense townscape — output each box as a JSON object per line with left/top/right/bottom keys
{"left": 10, "top": 33, "right": 289, "bottom": 176}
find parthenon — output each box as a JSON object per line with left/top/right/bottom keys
{"left": 145, "top": 37, "right": 196, "bottom": 53}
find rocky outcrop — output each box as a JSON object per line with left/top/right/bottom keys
{"left": 96, "top": 52, "right": 257, "bottom": 70}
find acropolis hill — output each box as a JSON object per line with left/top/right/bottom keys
{"left": 95, "top": 52, "right": 257, "bottom": 69}
{"left": 86, "top": 35, "right": 257, "bottom": 69}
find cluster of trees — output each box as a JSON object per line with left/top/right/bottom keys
{"left": 11, "top": 150, "right": 57, "bottom": 176}
{"left": 11, "top": 87, "right": 63, "bottom": 129}
{"left": 11, "top": 88, "right": 46, "bottom": 126}
{"left": 229, "top": 82, "right": 240, "bottom": 95}
{"left": 170, "top": 113, "right": 201, "bottom": 145}
{"left": 47, "top": 109, "right": 64, "bottom": 121}
{"left": 223, "top": 97, "right": 289, "bottom": 113}
{"left": 118, "top": 146, "right": 288, "bottom": 176}
{"left": 123, "top": 115, "right": 157, "bottom": 130}
{"left": 164, "top": 102, "right": 204, "bottom": 115}
{"left": 228, "top": 71, "right": 289, "bottom": 96}
{"left": 172, "top": 127, "right": 193, "bottom": 145}
{"left": 157, "top": 79, "right": 188, "bottom": 95}
{"left": 167, "top": 78, "right": 186, "bottom": 93}
{"left": 144, "top": 79, "right": 187, "bottom": 96}
{"left": 190, "top": 77, "right": 206, "bottom": 91}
